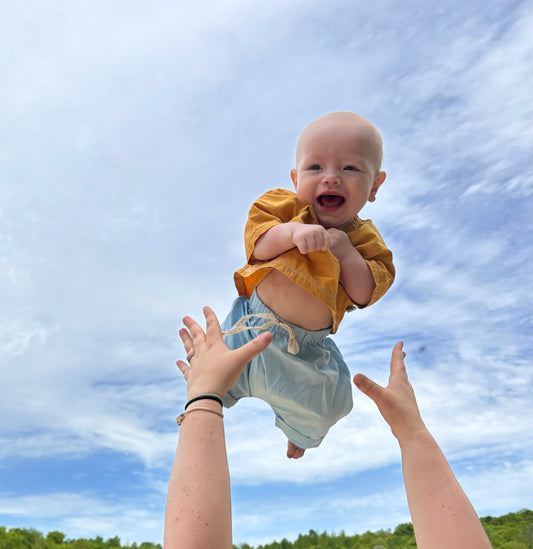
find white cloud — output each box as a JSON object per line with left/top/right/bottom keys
{"left": 0, "top": 491, "right": 164, "bottom": 545}
{"left": 232, "top": 454, "right": 533, "bottom": 545}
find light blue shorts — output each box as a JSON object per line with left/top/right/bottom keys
{"left": 221, "top": 290, "right": 353, "bottom": 449}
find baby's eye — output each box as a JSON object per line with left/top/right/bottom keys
{"left": 309, "top": 164, "right": 321, "bottom": 170}
{"left": 344, "top": 165, "right": 359, "bottom": 171}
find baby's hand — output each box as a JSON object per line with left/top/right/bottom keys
{"left": 326, "top": 228, "right": 353, "bottom": 261}
{"left": 292, "top": 224, "right": 331, "bottom": 254}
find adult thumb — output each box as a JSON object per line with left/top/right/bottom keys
{"left": 353, "top": 373, "right": 384, "bottom": 404}
{"left": 235, "top": 331, "right": 272, "bottom": 365}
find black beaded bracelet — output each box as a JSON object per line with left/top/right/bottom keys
{"left": 185, "top": 393, "right": 223, "bottom": 410}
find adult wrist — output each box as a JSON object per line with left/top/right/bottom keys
{"left": 185, "top": 393, "right": 224, "bottom": 410}
{"left": 177, "top": 394, "right": 224, "bottom": 426}
{"left": 397, "top": 426, "right": 432, "bottom": 448}
{"left": 176, "top": 404, "right": 224, "bottom": 425}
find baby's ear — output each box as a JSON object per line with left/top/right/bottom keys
{"left": 368, "top": 171, "right": 386, "bottom": 202}
{"left": 290, "top": 169, "right": 298, "bottom": 189}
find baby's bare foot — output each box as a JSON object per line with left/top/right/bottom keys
{"left": 287, "top": 440, "right": 305, "bottom": 459}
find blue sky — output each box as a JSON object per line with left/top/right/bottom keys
{"left": 0, "top": 0, "right": 532, "bottom": 546}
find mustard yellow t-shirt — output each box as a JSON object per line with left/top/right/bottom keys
{"left": 234, "top": 188, "right": 395, "bottom": 333}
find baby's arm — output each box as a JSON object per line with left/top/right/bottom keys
{"left": 327, "top": 228, "right": 375, "bottom": 307}
{"left": 254, "top": 223, "right": 331, "bottom": 260}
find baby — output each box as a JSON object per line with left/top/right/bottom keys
{"left": 221, "top": 112, "right": 395, "bottom": 458}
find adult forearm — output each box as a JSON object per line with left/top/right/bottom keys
{"left": 400, "top": 430, "right": 492, "bottom": 549}
{"left": 164, "top": 409, "right": 232, "bottom": 549}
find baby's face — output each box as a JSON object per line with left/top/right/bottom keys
{"left": 291, "top": 113, "right": 385, "bottom": 230}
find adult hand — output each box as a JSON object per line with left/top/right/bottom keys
{"left": 353, "top": 341, "right": 427, "bottom": 442}
{"left": 177, "top": 306, "right": 272, "bottom": 400}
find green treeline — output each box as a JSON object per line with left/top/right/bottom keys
{"left": 0, "top": 510, "right": 531, "bottom": 549}
{"left": 0, "top": 529, "right": 160, "bottom": 549}
{"left": 237, "top": 510, "right": 533, "bottom": 549}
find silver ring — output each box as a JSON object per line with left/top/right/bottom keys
{"left": 186, "top": 352, "right": 195, "bottom": 363}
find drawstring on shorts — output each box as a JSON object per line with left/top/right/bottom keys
{"left": 222, "top": 313, "right": 300, "bottom": 355}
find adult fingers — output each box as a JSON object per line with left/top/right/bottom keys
{"left": 389, "top": 341, "right": 407, "bottom": 381}
{"left": 176, "top": 360, "right": 190, "bottom": 380}
{"left": 179, "top": 328, "right": 194, "bottom": 355}
{"left": 203, "top": 306, "right": 223, "bottom": 340}
{"left": 182, "top": 315, "right": 206, "bottom": 346}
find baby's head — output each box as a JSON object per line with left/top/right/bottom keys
{"left": 291, "top": 112, "right": 386, "bottom": 229}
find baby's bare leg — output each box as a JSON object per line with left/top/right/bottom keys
{"left": 287, "top": 440, "right": 306, "bottom": 459}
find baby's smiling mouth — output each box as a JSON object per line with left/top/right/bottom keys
{"left": 317, "top": 194, "right": 345, "bottom": 208}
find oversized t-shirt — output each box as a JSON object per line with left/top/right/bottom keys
{"left": 234, "top": 188, "right": 395, "bottom": 333}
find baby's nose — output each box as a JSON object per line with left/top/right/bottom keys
{"left": 322, "top": 169, "right": 340, "bottom": 184}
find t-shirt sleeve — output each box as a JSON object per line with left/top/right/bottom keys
{"left": 244, "top": 189, "right": 314, "bottom": 261}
